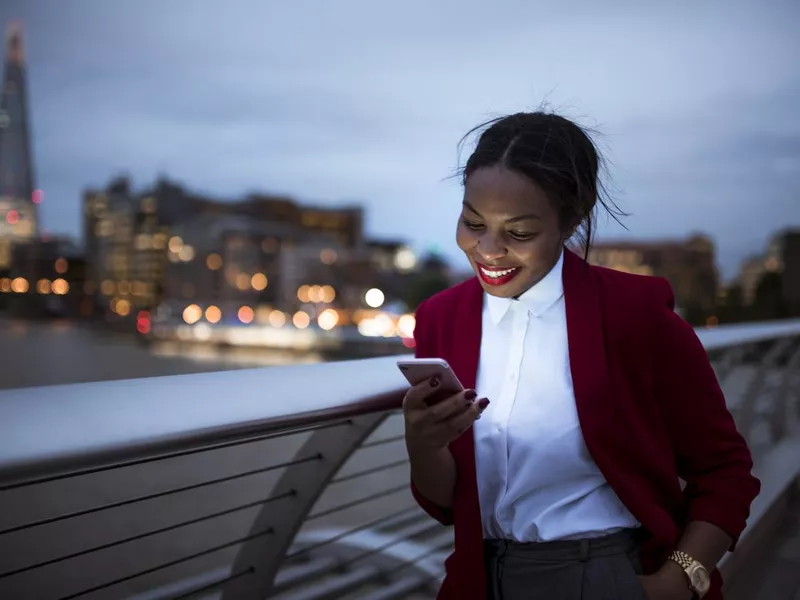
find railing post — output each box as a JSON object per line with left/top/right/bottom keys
{"left": 769, "top": 339, "right": 800, "bottom": 443}
{"left": 737, "top": 338, "right": 794, "bottom": 444}
{"left": 219, "top": 412, "right": 393, "bottom": 599}
{"left": 714, "top": 345, "right": 747, "bottom": 382}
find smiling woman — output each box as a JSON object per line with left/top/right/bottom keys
{"left": 456, "top": 112, "right": 622, "bottom": 299}
{"left": 400, "top": 112, "right": 759, "bottom": 600}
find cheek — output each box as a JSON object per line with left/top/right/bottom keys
{"left": 514, "top": 235, "right": 560, "bottom": 267}
{"left": 455, "top": 224, "right": 477, "bottom": 252}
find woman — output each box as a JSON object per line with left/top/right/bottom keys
{"left": 403, "top": 112, "right": 759, "bottom": 600}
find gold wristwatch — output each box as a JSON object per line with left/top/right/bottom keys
{"left": 668, "top": 550, "right": 711, "bottom": 598}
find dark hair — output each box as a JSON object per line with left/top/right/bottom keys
{"left": 460, "top": 111, "right": 625, "bottom": 259}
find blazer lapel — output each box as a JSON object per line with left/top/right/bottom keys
{"left": 446, "top": 277, "right": 483, "bottom": 390}
{"left": 563, "top": 249, "right": 614, "bottom": 461}
{"left": 445, "top": 277, "right": 485, "bottom": 574}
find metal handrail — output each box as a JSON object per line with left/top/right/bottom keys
{"left": 1, "top": 319, "right": 799, "bottom": 599}
{"left": 2, "top": 318, "right": 800, "bottom": 489}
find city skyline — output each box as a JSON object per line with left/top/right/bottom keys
{"left": 1, "top": 1, "right": 799, "bottom": 278}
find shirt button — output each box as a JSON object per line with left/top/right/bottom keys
{"left": 510, "top": 372, "right": 517, "bottom": 381}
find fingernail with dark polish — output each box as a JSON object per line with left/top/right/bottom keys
{"left": 478, "top": 398, "right": 490, "bottom": 410}
{"left": 465, "top": 389, "right": 477, "bottom": 401}
{"left": 430, "top": 377, "right": 439, "bottom": 387}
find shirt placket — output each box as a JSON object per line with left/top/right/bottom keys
{"left": 493, "top": 301, "right": 530, "bottom": 533}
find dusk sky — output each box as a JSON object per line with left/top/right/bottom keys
{"left": 2, "top": 0, "right": 799, "bottom": 278}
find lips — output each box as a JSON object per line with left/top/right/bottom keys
{"left": 476, "top": 263, "right": 521, "bottom": 286}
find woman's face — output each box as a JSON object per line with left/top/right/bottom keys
{"left": 456, "top": 166, "right": 568, "bottom": 299}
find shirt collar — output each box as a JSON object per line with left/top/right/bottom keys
{"left": 485, "top": 250, "right": 565, "bottom": 324}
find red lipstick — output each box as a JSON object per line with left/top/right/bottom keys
{"left": 476, "top": 263, "right": 521, "bottom": 286}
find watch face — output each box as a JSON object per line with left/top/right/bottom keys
{"left": 691, "top": 566, "right": 711, "bottom": 592}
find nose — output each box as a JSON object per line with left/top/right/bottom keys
{"left": 477, "top": 235, "right": 507, "bottom": 262}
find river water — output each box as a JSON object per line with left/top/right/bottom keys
{"left": 0, "top": 317, "right": 325, "bottom": 391}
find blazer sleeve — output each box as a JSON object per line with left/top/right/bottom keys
{"left": 650, "top": 278, "right": 760, "bottom": 549}
{"left": 408, "top": 299, "right": 455, "bottom": 526}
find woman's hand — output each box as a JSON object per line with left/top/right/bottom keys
{"left": 638, "top": 563, "right": 693, "bottom": 600}
{"left": 403, "top": 376, "right": 488, "bottom": 451}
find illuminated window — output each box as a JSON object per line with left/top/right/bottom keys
{"left": 320, "top": 248, "right": 337, "bottom": 265}
{"left": 152, "top": 233, "right": 167, "bottom": 249}
{"left": 178, "top": 245, "right": 195, "bottom": 262}
{"left": 206, "top": 253, "right": 223, "bottom": 270}
{"left": 205, "top": 305, "right": 222, "bottom": 324}
{"left": 251, "top": 273, "right": 268, "bottom": 291}
{"left": 318, "top": 309, "right": 339, "bottom": 331}
{"left": 238, "top": 305, "right": 255, "bottom": 324}
{"left": 293, "top": 311, "right": 310, "bottom": 329}
{"left": 365, "top": 288, "right": 385, "bottom": 308}
{"left": 134, "top": 234, "right": 151, "bottom": 250}
{"left": 52, "top": 279, "right": 70, "bottom": 295}
{"left": 116, "top": 299, "right": 132, "bottom": 316}
{"left": 297, "top": 285, "right": 310, "bottom": 303}
{"left": 269, "top": 310, "right": 286, "bottom": 327}
{"left": 321, "top": 285, "right": 336, "bottom": 303}
{"left": 236, "top": 273, "right": 250, "bottom": 291}
{"left": 168, "top": 236, "right": 184, "bottom": 253}
{"left": 183, "top": 304, "right": 202, "bottom": 324}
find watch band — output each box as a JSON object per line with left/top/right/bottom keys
{"left": 668, "top": 550, "right": 707, "bottom": 598}
{"left": 669, "top": 550, "right": 697, "bottom": 571}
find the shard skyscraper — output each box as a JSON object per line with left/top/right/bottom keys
{"left": 0, "top": 20, "right": 38, "bottom": 262}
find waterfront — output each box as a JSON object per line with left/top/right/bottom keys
{"left": 0, "top": 318, "right": 326, "bottom": 391}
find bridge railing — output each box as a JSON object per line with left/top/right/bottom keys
{"left": 1, "top": 319, "right": 799, "bottom": 600}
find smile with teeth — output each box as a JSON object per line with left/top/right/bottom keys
{"left": 480, "top": 267, "right": 517, "bottom": 278}
{"left": 476, "top": 263, "right": 521, "bottom": 286}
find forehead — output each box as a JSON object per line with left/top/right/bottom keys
{"left": 463, "top": 166, "right": 554, "bottom": 218}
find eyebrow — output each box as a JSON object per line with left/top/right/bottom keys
{"left": 462, "top": 200, "right": 542, "bottom": 223}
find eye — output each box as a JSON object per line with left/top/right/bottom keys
{"left": 509, "top": 231, "right": 536, "bottom": 241}
{"left": 461, "top": 218, "right": 484, "bottom": 230}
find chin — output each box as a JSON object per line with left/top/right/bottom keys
{"left": 475, "top": 271, "right": 529, "bottom": 298}
{"left": 479, "top": 283, "right": 516, "bottom": 298}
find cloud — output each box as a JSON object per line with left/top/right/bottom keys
{"left": 2, "top": 0, "right": 798, "bottom": 278}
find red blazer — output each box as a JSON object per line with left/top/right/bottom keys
{"left": 411, "top": 249, "right": 759, "bottom": 600}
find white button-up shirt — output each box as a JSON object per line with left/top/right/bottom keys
{"left": 473, "top": 251, "right": 639, "bottom": 541}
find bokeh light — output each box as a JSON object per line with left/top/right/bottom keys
{"left": 365, "top": 288, "right": 385, "bottom": 308}
{"left": 293, "top": 310, "right": 310, "bottom": 329}
{"left": 205, "top": 305, "right": 222, "bottom": 324}
{"left": 318, "top": 308, "right": 339, "bottom": 331}
{"left": 183, "top": 304, "right": 202, "bottom": 324}
{"left": 238, "top": 305, "right": 255, "bottom": 324}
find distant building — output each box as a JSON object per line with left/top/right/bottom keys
{"left": 781, "top": 231, "right": 800, "bottom": 313}
{"left": 83, "top": 176, "right": 413, "bottom": 323}
{"left": 588, "top": 234, "right": 719, "bottom": 313}
{"left": 161, "top": 214, "right": 302, "bottom": 319}
{"left": 763, "top": 229, "right": 800, "bottom": 314}
{"left": 0, "top": 22, "right": 39, "bottom": 270}
{"left": 0, "top": 236, "right": 86, "bottom": 316}
{"left": 732, "top": 229, "right": 800, "bottom": 313}
{"left": 738, "top": 255, "right": 768, "bottom": 305}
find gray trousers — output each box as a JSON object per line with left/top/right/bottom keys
{"left": 483, "top": 529, "right": 647, "bottom": 600}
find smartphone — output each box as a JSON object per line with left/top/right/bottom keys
{"left": 397, "top": 358, "right": 465, "bottom": 405}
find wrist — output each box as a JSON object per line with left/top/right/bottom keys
{"left": 405, "top": 437, "right": 448, "bottom": 456}
{"left": 656, "top": 560, "right": 694, "bottom": 599}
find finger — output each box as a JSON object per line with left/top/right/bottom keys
{"left": 428, "top": 389, "right": 477, "bottom": 422}
{"left": 445, "top": 397, "right": 489, "bottom": 434}
{"left": 402, "top": 376, "right": 442, "bottom": 410}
